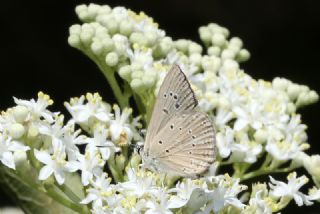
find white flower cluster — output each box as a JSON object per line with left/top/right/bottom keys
{"left": 1, "top": 91, "right": 320, "bottom": 213}
{"left": 68, "top": 3, "right": 319, "bottom": 172}
{"left": 81, "top": 168, "right": 248, "bottom": 214}
{"left": 0, "top": 92, "right": 140, "bottom": 185}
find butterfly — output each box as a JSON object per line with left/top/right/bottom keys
{"left": 139, "top": 64, "right": 216, "bottom": 177}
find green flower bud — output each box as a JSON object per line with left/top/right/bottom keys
{"left": 145, "top": 32, "right": 158, "bottom": 46}
{"left": 99, "top": 5, "right": 111, "bottom": 14}
{"left": 87, "top": 3, "right": 100, "bottom": 17}
{"left": 14, "top": 150, "right": 28, "bottom": 167}
{"left": 199, "top": 26, "right": 212, "bottom": 45}
{"left": 80, "top": 31, "right": 93, "bottom": 45}
{"left": 12, "top": 106, "right": 28, "bottom": 123}
{"left": 158, "top": 37, "right": 173, "bottom": 55}
{"left": 221, "top": 27, "right": 230, "bottom": 37}
{"left": 309, "top": 90, "right": 319, "bottom": 104}
{"left": 272, "top": 77, "right": 290, "bottom": 91}
{"left": 76, "top": 5, "right": 91, "bottom": 22}
{"left": 69, "top": 24, "right": 82, "bottom": 35}
{"left": 130, "top": 79, "right": 144, "bottom": 92}
{"left": 115, "top": 154, "right": 126, "bottom": 171}
{"left": 221, "top": 49, "right": 236, "bottom": 60}
{"left": 128, "top": 153, "right": 142, "bottom": 170}
{"left": 229, "top": 37, "right": 243, "bottom": 49}
{"left": 207, "top": 46, "right": 221, "bottom": 56}
{"left": 119, "top": 20, "right": 134, "bottom": 36}
{"left": 75, "top": 4, "right": 87, "bottom": 15}
{"left": 91, "top": 41, "right": 103, "bottom": 55}
{"left": 130, "top": 32, "right": 148, "bottom": 46}
{"left": 130, "top": 63, "right": 143, "bottom": 72}
{"left": 254, "top": 129, "right": 268, "bottom": 143}
{"left": 188, "top": 42, "right": 202, "bottom": 54}
{"left": 131, "top": 70, "right": 144, "bottom": 79}
{"left": 237, "top": 49, "right": 250, "bottom": 62}
{"left": 142, "top": 73, "right": 157, "bottom": 88}
{"left": 106, "top": 18, "right": 119, "bottom": 35}
{"left": 287, "top": 84, "right": 301, "bottom": 100}
{"left": 118, "top": 65, "right": 132, "bottom": 81}
{"left": 102, "top": 37, "right": 115, "bottom": 52}
{"left": 175, "top": 39, "right": 189, "bottom": 53}
{"left": 189, "top": 53, "right": 202, "bottom": 66}
{"left": 27, "top": 125, "right": 39, "bottom": 138}
{"left": 286, "top": 102, "right": 296, "bottom": 114}
{"left": 8, "top": 123, "right": 25, "bottom": 139}
{"left": 211, "top": 33, "right": 226, "bottom": 47}
{"left": 105, "top": 52, "right": 119, "bottom": 67}
{"left": 208, "top": 23, "right": 219, "bottom": 32}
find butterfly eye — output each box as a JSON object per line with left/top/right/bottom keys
{"left": 188, "top": 129, "right": 192, "bottom": 134}
{"left": 192, "top": 135, "right": 196, "bottom": 139}
{"left": 173, "top": 94, "right": 178, "bottom": 100}
{"left": 158, "top": 140, "right": 163, "bottom": 144}
{"left": 163, "top": 93, "right": 167, "bottom": 98}
{"left": 192, "top": 143, "right": 195, "bottom": 147}
{"left": 166, "top": 149, "right": 170, "bottom": 153}
{"left": 170, "top": 124, "right": 174, "bottom": 129}
{"left": 175, "top": 103, "right": 180, "bottom": 109}
{"left": 169, "top": 92, "right": 173, "bottom": 96}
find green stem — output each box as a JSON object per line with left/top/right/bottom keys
{"left": 107, "top": 156, "right": 123, "bottom": 182}
{"left": 57, "top": 183, "right": 81, "bottom": 204}
{"left": 133, "top": 93, "right": 146, "bottom": 120}
{"left": 241, "top": 166, "right": 296, "bottom": 182}
{"left": 98, "top": 64, "right": 128, "bottom": 108}
{"left": 79, "top": 43, "right": 128, "bottom": 109}
{"left": 44, "top": 184, "right": 88, "bottom": 214}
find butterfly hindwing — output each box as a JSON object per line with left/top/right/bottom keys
{"left": 148, "top": 111, "right": 216, "bottom": 177}
{"left": 144, "top": 64, "right": 198, "bottom": 151}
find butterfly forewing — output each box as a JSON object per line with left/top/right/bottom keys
{"left": 144, "top": 65, "right": 198, "bottom": 151}
{"left": 149, "top": 111, "right": 216, "bottom": 177}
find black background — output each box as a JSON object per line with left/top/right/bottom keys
{"left": 1, "top": 0, "right": 320, "bottom": 213}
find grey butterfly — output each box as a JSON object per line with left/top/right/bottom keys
{"left": 140, "top": 64, "right": 216, "bottom": 178}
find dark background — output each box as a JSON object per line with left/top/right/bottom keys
{"left": 1, "top": 0, "right": 320, "bottom": 213}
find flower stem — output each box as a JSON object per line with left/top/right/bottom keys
{"left": 57, "top": 183, "right": 81, "bottom": 204}
{"left": 79, "top": 44, "right": 128, "bottom": 109}
{"left": 240, "top": 166, "right": 296, "bottom": 181}
{"left": 107, "top": 155, "right": 123, "bottom": 182}
{"left": 44, "top": 184, "right": 89, "bottom": 214}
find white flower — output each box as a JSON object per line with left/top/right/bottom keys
{"left": 168, "top": 179, "right": 200, "bottom": 208}
{"left": 145, "top": 189, "right": 177, "bottom": 214}
{"left": 81, "top": 173, "right": 114, "bottom": 206}
{"left": 34, "top": 140, "right": 79, "bottom": 184}
{"left": 85, "top": 125, "right": 120, "bottom": 160}
{"left": 13, "top": 92, "right": 55, "bottom": 123}
{"left": 203, "top": 176, "right": 246, "bottom": 213}
{"left": 269, "top": 172, "right": 312, "bottom": 206}
{"left": 230, "top": 133, "right": 262, "bottom": 163}
{"left": 119, "top": 168, "right": 155, "bottom": 197}
{"left": 77, "top": 148, "right": 104, "bottom": 186}
{"left": 245, "top": 190, "right": 272, "bottom": 214}
{"left": 233, "top": 102, "right": 264, "bottom": 131}
{"left": 265, "top": 138, "right": 308, "bottom": 161}
{"left": 216, "top": 126, "right": 234, "bottom": 158}
{"left": 38, "top": 117, "right": 86, "bottom": 161}
{"left": 109, "top": 105, "right": 139, "bottom": 146}
{"left": 0, "top": 134, "right": 29, "bottom": 169}
{"left": 65, "top": 93, "right": 112, "bottom": 124}
{"left": 214, "top": 107, "right": 234, "bottom": 129}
